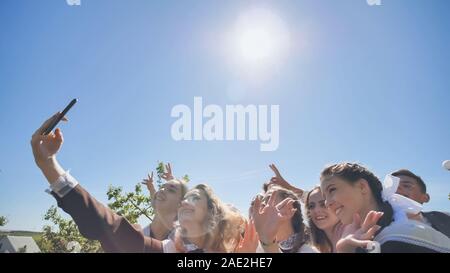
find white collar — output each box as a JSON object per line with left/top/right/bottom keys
{"left": 374, "top": 218, "right": 450, "bottom": 253}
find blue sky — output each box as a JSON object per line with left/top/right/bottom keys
{"left": 0, "top": 0, "right": 449, "bottom": 231}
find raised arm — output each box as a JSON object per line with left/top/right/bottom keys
{"left": 251, "top": 194, "right": 297, "bottom": 253}
{"left": 269, "top": 164, "right": 304, "bottom": 198}
{"left": 31, "top": 113, "right": 163, "bottom": 253}
{"left": 141, "top": 163, "right": 175, "bottom": 199}
{"left": 142, "top": 171, "right": 157, "bottom": 199}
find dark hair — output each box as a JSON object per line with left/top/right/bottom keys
{"left": 320, "top": 162, "right": 393, "bottom": 228}
{"left": 391, "top": 169, "right": 427, "bottom": 193}
{"left": 268, "top": 185, "right": 309, "bottom": 253}
{"left": 305, "top": 187, "right": 334, "bottom": 253}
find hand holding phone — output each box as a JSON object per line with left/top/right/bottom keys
{"left": 42, "top": 98, "right": 77, "bottom": 135}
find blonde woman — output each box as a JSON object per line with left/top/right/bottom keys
{"left": 165, "top": 184, "right": 245, "bottom": 252}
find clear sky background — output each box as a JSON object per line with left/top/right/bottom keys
{"left": 1, "top": 0, "right": 449, "bottom": 231}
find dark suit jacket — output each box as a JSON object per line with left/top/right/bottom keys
{"left": 423, "top": 211, "right": 450, "bottom": 239}
{"left": 52, "top": 185, "right": 164, "bottom": 253}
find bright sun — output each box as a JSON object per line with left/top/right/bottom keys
{"left": 232, "top": 8, "right": 290, "bottom": 69}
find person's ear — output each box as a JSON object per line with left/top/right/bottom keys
{"left": 358, "top": 179, "right": 370, "bottom": 195}
{"left": 423, "top": 193, "right": 430, "bottom": 203}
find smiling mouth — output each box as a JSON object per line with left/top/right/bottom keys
{"left": 180, "top": 209, "right": 194, "bottom": 215}
{"left": 315, "top": 215, "right": 328, "bottom": 221}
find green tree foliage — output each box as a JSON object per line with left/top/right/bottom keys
{"left": 106, "top": 183, "right": 153, "bottom": 223}
{"left": 36, "top": 206, "right": 102, "bottom": 253}
{"left": 0, "top": 216, "right": 7, "bottom": 227}
{"left": 35, "top": 161, "right": 188, "bottom": 252}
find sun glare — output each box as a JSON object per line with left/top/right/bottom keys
{"left": 232, "top": 8, "right": 291, "bottom": 69}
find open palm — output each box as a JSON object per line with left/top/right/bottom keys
{"left": 336, "top": 211, "right": 383, "bottom": 253}
{"left": 252, "top": 194, "right": 296, "bottom": 244}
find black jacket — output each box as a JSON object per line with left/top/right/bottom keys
{"left": 422, "top": 211, "right": 450, "bottom": 239}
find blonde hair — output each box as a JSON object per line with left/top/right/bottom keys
{"left": 174, "top": 184, "right": 245, "bottom": 253}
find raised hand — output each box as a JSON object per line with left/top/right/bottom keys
{"left": 335, "top": 211, "right": 383, "bottom": 253}
{"left": 161, "top": 163, "right": 174, "bottom": 181}
{"left": 268, "top": 164, "right": 304, "bottom": 197}
{"left": 252, "top": 193, "right": 297, "bottom": 247}
{"left": 141, "top": 171, "right": 156, "bottom": 199}
{"left": 31, "top": 113, "right": 68, "bottom": 184}
{"left": 31, "top": 112, "right": 68, "bottom": 167}
{"left": 234, "top": 219, "right": 259, "bottom": 253}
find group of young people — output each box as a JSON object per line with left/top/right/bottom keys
{"left": 31, "top": 113, "right": 450, "bottom": 253}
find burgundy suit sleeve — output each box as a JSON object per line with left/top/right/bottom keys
{"left": 52, "top": 184, "right": 164, "bottom": 253}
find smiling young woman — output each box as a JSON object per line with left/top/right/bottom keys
{"left": 320, "top": 162, "right": 450, "bottom": 253}
{"left": 305, "top": 186, "right": 341, "bottom": 253}
{"left": 168, "top": 184, "right": 245, "bottom": 253}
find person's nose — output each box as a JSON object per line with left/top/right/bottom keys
{"left": 181, "top": 199, "right": 189, "bottom": 207}
{"left": 181, "top": 199, "right": 194, "bottom": 208}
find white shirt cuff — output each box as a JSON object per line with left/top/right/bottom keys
{"left": 45, "top": 171, "right": 79, "bottom": 198}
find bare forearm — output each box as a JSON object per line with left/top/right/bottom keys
{"left": 38, "top": 157, "right": 65, "bottom": 184}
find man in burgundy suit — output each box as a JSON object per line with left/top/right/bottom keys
{"left": 31, "top": 113, "right": 168, "bottom": 252}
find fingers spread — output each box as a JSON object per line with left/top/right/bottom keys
{"left": 269, "top": 164, "right": 282, "bottom": 178}
{"left": 275, "top": 198, "right": 294, "bottom": 210}
{"left": 362, "top": 211, "right": 384, "bottom": 233}
{"left": 267, "top": 192, "right": 277, "bottom": 207}
{"left": 360, "top": 225, "right": 381, "bottom": 241}
{"left": 252, "top": 196, "right": 262, "bottom": 215}
{"left": 278, "top": 208, "right": 296, "bottom": 221}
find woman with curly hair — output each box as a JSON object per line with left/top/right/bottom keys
{"left": 166, "top": 184, "right": 245, "bottom": 252}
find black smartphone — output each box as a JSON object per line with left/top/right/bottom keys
{"left": 43, "top": 98, "right": 78, "bottom": 135}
